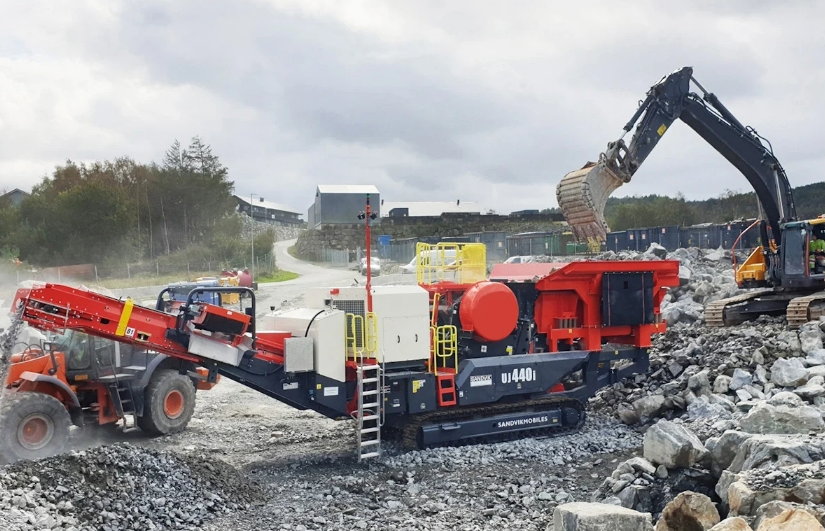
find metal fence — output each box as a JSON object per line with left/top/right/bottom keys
{"left": 312, "top": 247, "right": 351, "bottom": 266}
{"left": 12, "top": 253, "right": 277, "bottom": 285}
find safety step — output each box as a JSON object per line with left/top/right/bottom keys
{"left": 361, "top": 377, "right": 380, "bottom": 384}
{"left": 121, "top": 366, "right": 147, "bottom": 372}
{"left": 361, "top": 402, "right": 379, "bottom": 409}
{"left": 359, "top": 452, "right": 380, "bottom": 459}
{"left": 362, "top": 414, "right": 379, "bottom": 421}
{"left": 97, "top": 374, "right": 137, "bottom": 382}
{"left": 359, "top": 438, "right": 380, "bottom": 446}
{"left": 361, "top": 390, "right": 379, "bottom": 396}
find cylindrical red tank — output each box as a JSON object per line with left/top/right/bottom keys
{"left": 459, "top": 281, "right": 519, "bottom": 342}
{"left": 238, "top": 269, "right": 253, "bottom": 288}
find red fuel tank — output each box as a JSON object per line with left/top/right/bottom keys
{"left": 459, "top": 281, "right": 518, "bottom": 342}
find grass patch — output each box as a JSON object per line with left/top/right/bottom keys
{"left": 287, "top": 245, "right": 298, "bottom": 258}
{"left": 257, "top": 269, "right": 299, "bottom": 283}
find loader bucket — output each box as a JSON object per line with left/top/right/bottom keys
{"left": 556, "top": 162, "right": 625, "bottom": 242}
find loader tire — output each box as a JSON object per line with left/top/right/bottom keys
{"left": 136, "top": 370, "right": 196, "bottom": 436}
{"left": 0, "top": 392, "right": 71, "bottom": 464}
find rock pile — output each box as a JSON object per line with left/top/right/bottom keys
{"left": 591, "top": 317, "right": 825, "bottom": 437}
{"left": 0, "top": 444, "right": 262, "bottom": 531}
{"left": 586, "top": 416, "right": 825, "bottom": 530}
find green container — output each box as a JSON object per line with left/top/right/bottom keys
{"left": 547, "top": 234, "right": 561, "bottom": 256}
{"left": 566, "top": 242, "right": 589, "bottom": 255}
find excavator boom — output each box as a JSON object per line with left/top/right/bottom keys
{"left": 558, "top": 66, "right": 796, "bottom": 242}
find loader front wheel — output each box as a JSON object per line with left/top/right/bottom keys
{"left": 0, "top": 393, "right": 71, "bottom": 463}
{"left": 136, "top": 370, "right": 196, "bottom": 435}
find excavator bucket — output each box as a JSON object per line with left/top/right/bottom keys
{"left": 556, "top": 161, "right": 625, "bottom": 242}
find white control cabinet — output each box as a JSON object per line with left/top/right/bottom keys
{"left": 264, "top": 308, "right": 345, "bottom": 382}
{"left": 305, "top": 285, "right": 430, "bottom": 364}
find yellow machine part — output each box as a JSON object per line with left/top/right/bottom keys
{"left": 736, "top": 246, "right": 767, "bottom": 284}
{"left": 557, "top": 162, "right": 626, "bottom": 241}
{"left": 218, "top": 276, "right": 240, "bottom": 305}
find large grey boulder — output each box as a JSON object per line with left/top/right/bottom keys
{"left": 799, "top": 323, "right": 824, "bottom": 354}
{"left": 645, "top": 243, "right": 668, "bottom": 259}
{"left": 773, "top": 331, "right": 802, "bottom": 358}
{"left": 770, "top": 358, "right": 809, "bottom": 387}
{"left": 753, "top": 501, "right": 825, "bottom": 530}
{"left": 709, "top": 518, "right": 753, "bottom": 531}
{"left": 727, "top": 434, "right": 825, "bottom": 473}
{"left": 714, "top": 375, "right": 733, "bottom": 394}
{"left": 729, "top": 369, "right": 753, "bottom": 391}
{"left": 756, "top": 508, "right": 824, "bottom": 531}
{"left": 794, "top": 376, "right": 825, "bottom": 399}
{"left": 709, "top": 431, "right": 753, "bottom": 478}
{"left": 688, "top": 396, "right": 732, "bottom": 420}
{"left": 768, "top": 391, "right": 804, "bottom": 407}
{"left": 807, "top": 349, "right": 825, "bottom": 367}
{"left": 553, "top": 502, "right": 654, "bottom": 531}
{"left": 644, "top": 420, "right": 709, "bottom": 469}
{"left": 654, "top": 491, "right": 720, "bottom": 531}
{"left": 633, "top": 395, "right": 667, "bottom": 421}
{"left": 740, "top": 402, "right": 824, "bottom": 434}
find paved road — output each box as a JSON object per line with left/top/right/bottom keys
{"left": 254, "top": 239, "right": 414, "bottom": 320}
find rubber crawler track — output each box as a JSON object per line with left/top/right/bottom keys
{"left": 401, "top": 396, "right": 587, "bottom": 450}
{"left": 787, "top": 292, "right": 825, "bottom": 329}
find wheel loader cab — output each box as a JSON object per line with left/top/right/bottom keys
{"left": 53, "top": 330, "right": 145, "bottom": 381}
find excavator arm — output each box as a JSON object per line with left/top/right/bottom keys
{"left": 558, "top": 66, "right": 797, "bottom": 241}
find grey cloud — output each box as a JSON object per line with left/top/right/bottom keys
{"left": 1, "top": 1, "right": 823, "bottom": 214}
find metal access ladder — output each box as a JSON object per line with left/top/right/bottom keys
{"left": 356, "top": 363, "right": 384, "bottom": 461}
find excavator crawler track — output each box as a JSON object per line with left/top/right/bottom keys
{"left": 787, "top": 292, "right": 825, "bottom": 329}
{"left": 401, "top": 395, "right": 586, "bottom": 450}
{"left": 705, "top": 290, "right": 773, "bottom": 327}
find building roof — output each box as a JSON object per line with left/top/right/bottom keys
{"left": 380, "top": 201, "right": 483, "bottom": 217}
{"left": 1, "top": 188, "right": 29, "bottom": 197}
{"left": 234, "top": 195, "right": 300, "bottom": 214}
{"left": 316, "top": 184, "right": 380, "bottom": 194}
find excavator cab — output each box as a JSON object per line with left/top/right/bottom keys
{"left": 779, "top": 221, "right": 825, "bottom": 288}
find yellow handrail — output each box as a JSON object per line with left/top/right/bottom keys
{"left": 345, "top": 312, "right": 379, "bottom": 362}
{"left": 415, "top": 242, "right": 486, "bottom": 285}
{"left": 430, "top": 324, "right": 458, "bottom": 374}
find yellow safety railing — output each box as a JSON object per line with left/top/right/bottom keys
{"left": 430, "top": 325, "right": 458, "bottom": 374}
{"left": 430, "top": 292, "right": 441, "bottom": 327}
{"left": 345, "top": 312, "right": 379, "bottom": 361}
{"left": 415, "top": 242, "right": 487, "bottom": 285}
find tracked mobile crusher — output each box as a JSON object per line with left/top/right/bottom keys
{"left": 5, "top": 244, "right": 678, "bottom": 459}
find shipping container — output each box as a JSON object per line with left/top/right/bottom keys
{"left": 465, "top": 231, "right": 508, "bottom": 260}
{"left": 506, "top": 231, "right": 557, "bottom": 258}
{"left": 627, "top": 229, "right": 651, "bottom": 252}
{"left": 656, "top": 226, "right": 681, "bottom": 251}
{"left": 683, "top": 224, "right": 723, "bottom": 249}
{"left": 606, "top": 231, "right": 629, "bottom": 252}
{"left": 565, "top": 241, "right": 590, "bottom": 255}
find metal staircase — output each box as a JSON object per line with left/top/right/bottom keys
{"left": 356, "top": 362, "right": 383, "bottom": 461}
{"left": 345, "top": 311, "right": 384, "bottom": 461}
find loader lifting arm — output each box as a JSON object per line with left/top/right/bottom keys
{"left": 558, "top": 66, "right": 797, "bottom": 241}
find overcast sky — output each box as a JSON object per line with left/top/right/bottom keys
{"left": 1, "top": 1, "right": 823, "bottom": 216}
